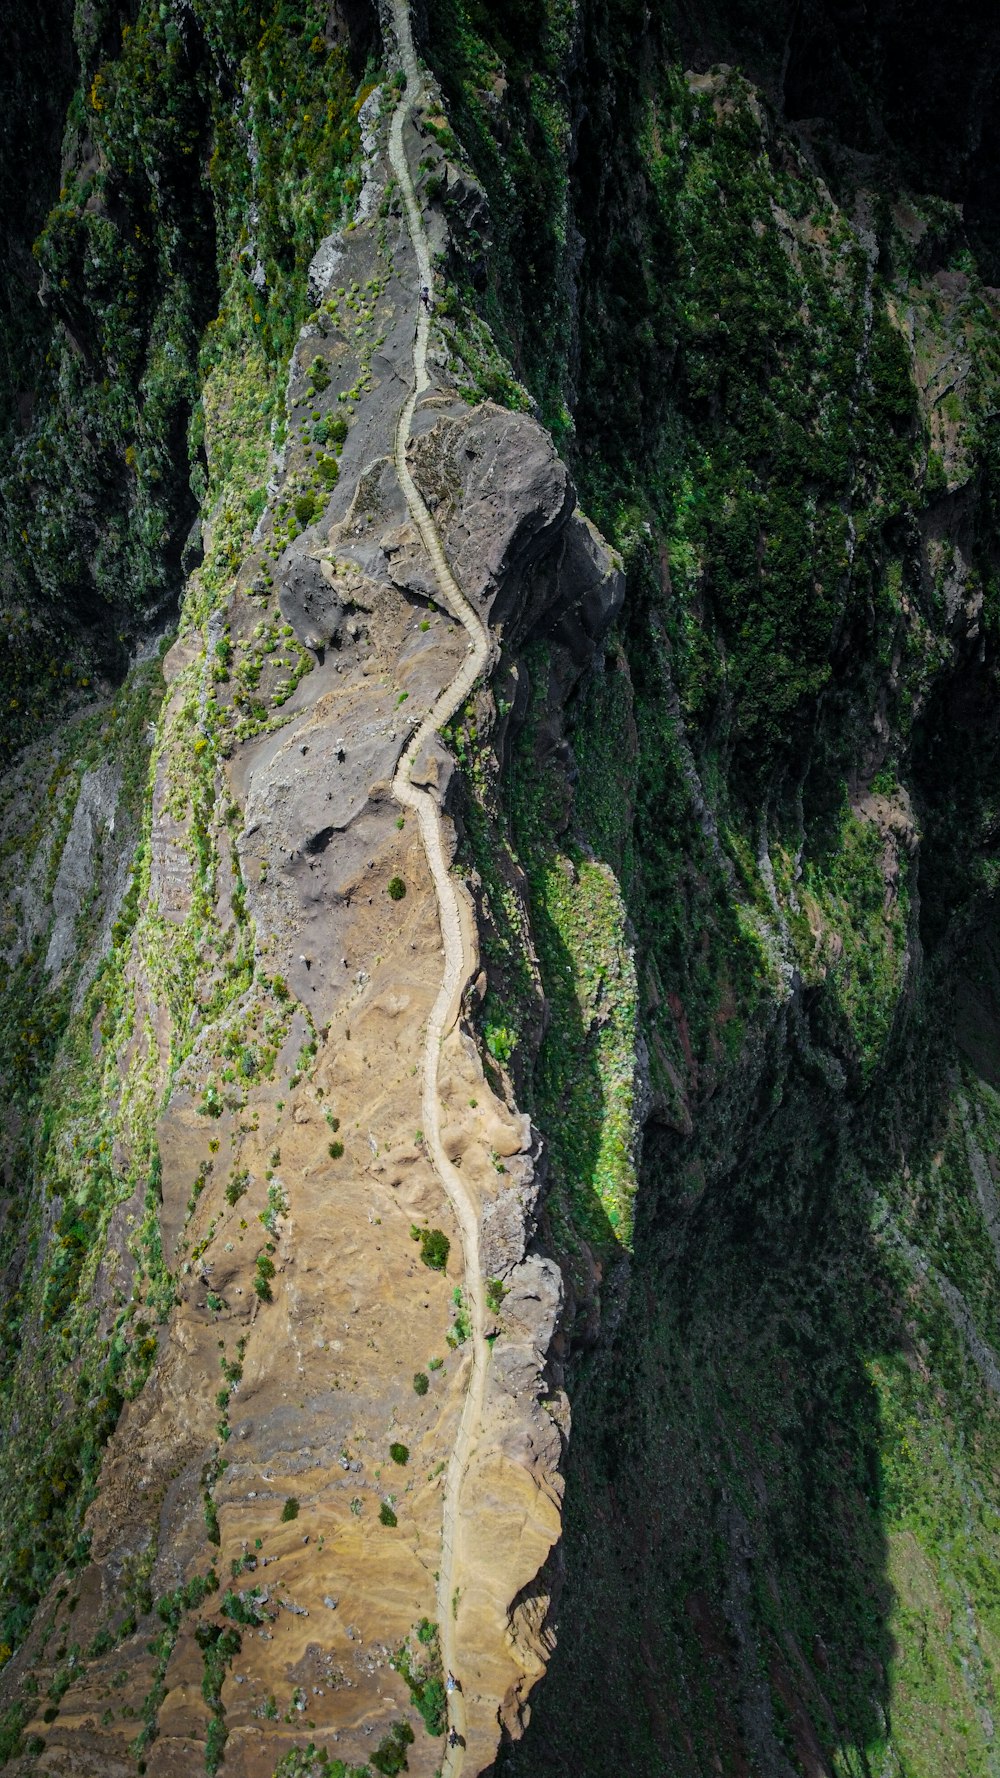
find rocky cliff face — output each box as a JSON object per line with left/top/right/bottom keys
{"left": 5, "top": 0, "right": 1000, "bottom": 1775}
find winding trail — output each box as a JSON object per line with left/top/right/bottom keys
{"left": 385, "top": 3, "right": 491, "bottom": 1767}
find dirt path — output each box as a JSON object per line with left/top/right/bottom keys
{"left": 386, "top": 4, "right": 491, "bottom": 1767}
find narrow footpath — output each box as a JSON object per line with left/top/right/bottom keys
{"left": 386, "top": 3, "right": 491, "bottom": 1768}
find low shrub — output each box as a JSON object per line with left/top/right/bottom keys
{"left": 393, "top": 1627, "right": 446, "bottom": 1736}
{"left": 415, "top": 1228, "right": 449, "bottom": 1271}
{"left": 221, "top": 1588, "right": 264, "bottom": 1627}
{"left": 225, "top": 1169, "right": 249, "bottom": 1207}
{"left": 486, "top": 1277, "right": 507, "bottom": 1313}
{"left": 371, "top": 1721, "right": 414, "bottom": 1775}
{"left": 205, "top": 1714, "right": 227, "bottom": 1773}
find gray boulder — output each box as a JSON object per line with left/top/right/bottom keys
{"left": 279, "top": 552, "right": 345, "bottom": 652}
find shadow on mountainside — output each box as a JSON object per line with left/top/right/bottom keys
{"left": 495, "top": 625, "right": 1000, "bottom": 1774}
{"left": 490, "top": 642, "right": 894, "bottom": 1773}
{"left": 499, "top": 835, "right": 1000, "bottom": 1777}
{"left": 499, "top": 1008, "right": 911, "bottom": 1778}
{"left": 494, "top": 531, "right": 1000, "bottom": 1776}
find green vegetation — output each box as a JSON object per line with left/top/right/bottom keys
{"left": 254, "top": 1251, "right": 276, "bottom": 1302}
{"left": 509, "top": 663, "right": 640, "bottom": 1247}
{"left": 483, "top": 1019, "right": 517, "bottom": 1066}
{"left": 387, "top": 875, "right": 407, "bottom": 900}
{"left": 389, "top": 1442, "right": 409, "bottom": 1466}
{"left": 272, "top": 1744, "right": 373, "bottom": 1778}
{"left": 221, "top": 1588, "right": 265, "bottom": 1627}
{"left": 450, "top": 660, "right": 640, "bottom": 1252}
{"left": 792, "top": 803, "right": 911, "bottom": 1081}
{"left": 422, "top": 0, "right": 571, "bottom": 421}
{"left": 411, "top": 1226, "right": 450, "bottom": 1271}
{"left": 370, "top": 1721, "right": 415, "bottom": 1776}
{"left": 393, "top": 1621, "right": 446, "bottom": 1736}
{"left": 447, "top": 1288, "right": 471, "bottom": 1348}
{"left": 0, "top": 665, "right": 182, "bottom": 1656}
{"left": 0, "top": 0, "right": 363, "bottom": 760}
{"left": 280, "top": 1497, "right": 300, "bottom": 1522}
{"left": 198, "top": 1619, "right": 241, "bottom": 1772}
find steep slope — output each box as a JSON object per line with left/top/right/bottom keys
{"left": 0, "top": 2, "right": 619, "bottom": 1772}
{"left": 419, "top": 4, "right": 1000, "bottom": 1775}
{"left": 6, "top": 0, "right": 1000, "bottom": 1776}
